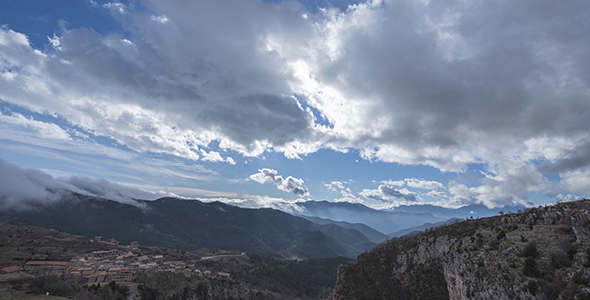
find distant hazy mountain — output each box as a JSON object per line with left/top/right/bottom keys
{"left": 0, "top": 193, "right": 376, "bottom": 259}
{"left": 390, "top": 203, "right": 526, "bottom": 219}
{"left": 387, "top": 218, "right": 461, "bottom": 237}
{"left": 285, "top": 201, "right": 525, "bottom": 236}
{"left": 290, "top": 201, "right": 446, "bottom": 234}
{"left": 301, "top": 216, "right": 389, "bottom": 243}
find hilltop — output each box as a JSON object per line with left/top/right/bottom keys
{"left": 331, "top": 199, "right": 590, "bottom": 300}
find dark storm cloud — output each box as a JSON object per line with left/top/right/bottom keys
{"left": 538, "top": 141, "right": 590, "bottom": 174}
{"left": 198, "top": 94, "right": 313, "bottom": 147}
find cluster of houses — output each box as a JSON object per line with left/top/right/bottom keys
{"left": 0, "top": 239, "right": 230, "bottom": 284}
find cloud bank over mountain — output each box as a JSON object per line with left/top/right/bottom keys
{"left": 0, "top": 0, "right": 589, "bottom": 208}
{"left": 0, "top": 158, "right": 170, "bottom": 209}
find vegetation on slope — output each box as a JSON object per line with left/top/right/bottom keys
{"left": 332, "top": 199, "right": 590, "bottom": 300}
{"left": 0, "top": 225, "right": 112, "bottom": 265}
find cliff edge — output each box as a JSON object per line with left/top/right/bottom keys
{"left": 331, "top": 199, "right": 590, "bottom": 300}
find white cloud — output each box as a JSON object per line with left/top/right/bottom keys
{"left": 334, "top": 188, "right": 364, "bottom": 204}
{"left": 0, "top": 112, "right": 71, "bottom": 140}
{"left": 0, "top": 158, "right": 173, "bottom": 209}
{"left": 559, "top": 167, "right": 590, "bottom": 195}
{"left": 120, "top": 183, "right": 247, "bottom": 199}
{"left": 427, "top": 190, "right": 447, "bottom": 198}
{"left": 360, "top": 184, "right": 418, "bottom": 202}
{"left": 103, "top": 2, "right": 126, "bottom": 13}
{"left": 250, "top": 168, "right": 309, "bottom": 196}
{"left": 381, "top": 179, "right": 405, "bottom": 187}
{"left": 324, "top": 180, "right": 346, "bottom": 192}
{"left": 193, "top": 195, "right": 311, "bottom": 216}
{"left": 47, "top": 34, "right": 61, "bottom": 50}
{"left": 381, "top": 178, "right": 444, "bottom": 190}
{"left": 151, "top": 15, "right": 169, "bottom": 24}
{"left": 200, "top": 149, "right": 236, "bottom": 165}
{"left": 447, "top": 159, "right": 545, "bottom": 208}
{"left": 404, "top": 178, "right": 444, "bottom": 190}
{"left": 555, "top": 193, "right": 583, "bottom": 202}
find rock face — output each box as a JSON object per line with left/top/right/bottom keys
{"left": 331, "top": 199, "right": 590, "bottom": 300}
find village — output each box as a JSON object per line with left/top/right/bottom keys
{"left": 0, "top": 236, "right": 232, "bottom": 284}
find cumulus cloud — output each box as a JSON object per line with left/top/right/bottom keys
{"left": 447, "top": 160, "right": 545, "bottom": 208}
{"left": 199, "top": 149, "right": 236, "bottom": 165}
{"left": 559, "top": 167, "right": 590, "bottom": 195}
{"left": 250, "top": 168, "right": 309, "bottom": 196}
{"left": 0, "top": 158, "right": 174, "bottom": 210}
{"left": 334, "top": 188, "right": 365, "bottom": 204}
{"left": 555, "top": 193, "right": 583, "bottom": 202}
{"left": 427, "top": 190, "right": 447, "bottom": 198}
{"left": 324, "top": 180, "right": 346, "bottom": 192}
{"left": 1, "top": 0, "right": 590, "bottom": 207}
{"left": 360, "top": 184, "right": 418, "bottom": 202}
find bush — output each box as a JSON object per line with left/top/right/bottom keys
{"left": 527, "top": 280, "right": 538, "bottom": 295}
{"left": 578, "top": 291, "right": 590, "bottom": 300}
{"left": 573, "top": 272, "right": 589, "bottom": 286}
{"left": 523, "top": 257, "right": 540, "bottom": 277}
{"left": 551, "top": 250, "right": 572, "bottom": 269}
{"left": 522, "top": 243, "right": 539, "bottom": 258}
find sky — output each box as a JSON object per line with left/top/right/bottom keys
{"left": 0, "top": 0, "right": 589, "bottom": 210}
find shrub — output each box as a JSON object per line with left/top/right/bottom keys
{"left": 523, "top": 257, "right": 540, "bottom": 277}
{"left": 527, "top": 280, "right": 538, "bottom": 295}
{"left": 573, "top": 272, "right": 589, "bottom": 286}
{"left": 522, "top": 243, "right": 539, "bottom": 258}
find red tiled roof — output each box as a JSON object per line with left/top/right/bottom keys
{"left": 1, "top": 266, "right": 20, "bottom": 273}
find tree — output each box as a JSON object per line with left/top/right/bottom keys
{"left": 523, "top": 257, "right": 539, "bottom": 277}
{"left": 522, "top": 243, "right": 539, "bottom": 258}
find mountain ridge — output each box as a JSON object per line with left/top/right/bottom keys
{"left": 0, "top": 193, "right": 375, "bottom": 259}
{"left": 331, "top": 198, "right": 590, "bottom": 300}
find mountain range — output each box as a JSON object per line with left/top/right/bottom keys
{"left": 0, "top": 193, "right": 375, "bottom": 259}
{"left": 287, "top": 200, "right": 524, "bottom": 235}
{"left": 0, "top": 188, "right": 526, "bottom": 260}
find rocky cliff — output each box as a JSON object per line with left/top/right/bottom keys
{"left": 331, "top": 199, "right": 590, "bottom": 300}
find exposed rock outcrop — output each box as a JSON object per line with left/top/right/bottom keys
{"left": 331, "top": 199, "right": 590, "bottom": 300}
